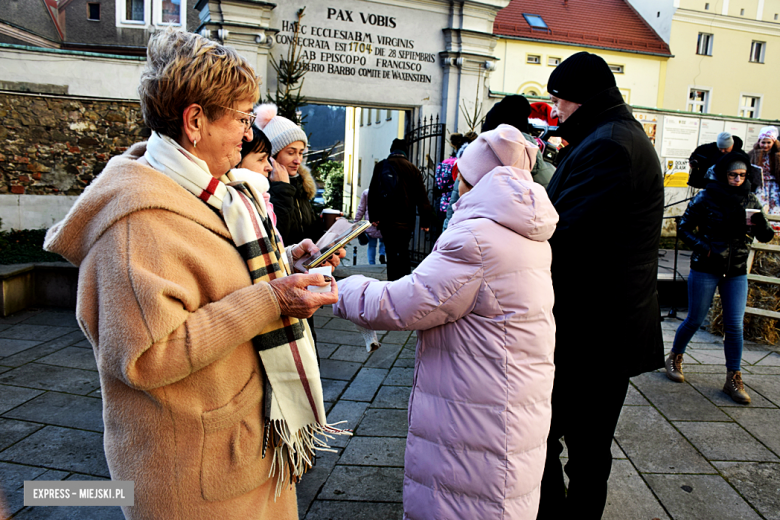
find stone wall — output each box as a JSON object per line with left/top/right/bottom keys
{"left": 0, "top": 92, "right": 148, "bottom": 196}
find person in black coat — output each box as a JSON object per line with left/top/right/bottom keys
{"left": 368, "top": 139, "right": 435, "bottom": 281}
{"left": 537, "top": 52, "right": 664, "bottom": 520}
{"left": 688, "top": 132, "right": 746, "bottom": 189}
{"left": 665, "top": 151, "right": 774, "bottom": 404}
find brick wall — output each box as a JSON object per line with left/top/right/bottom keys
{"left": 0, "top": 92, "right": 149, "bottom": 195}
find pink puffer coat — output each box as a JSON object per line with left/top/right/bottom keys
{"left": 334, "top": 165, "right": 558, "bottom": 519}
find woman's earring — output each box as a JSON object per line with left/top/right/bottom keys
{"left": 193, "top": 140, "right": 197, "bottom": 148}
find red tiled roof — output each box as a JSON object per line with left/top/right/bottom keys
{"left": 493, "top": 0, "right": 671, "bottom": 56}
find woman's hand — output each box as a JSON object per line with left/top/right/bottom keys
{"left": 269, "top": 157, "right": 290, "bottom": 183}
{"left": 269, "top": 273, "right": 338, "bottom": 318}
{"left": 291, "top": 239, "right": 318, "bottom": 261}
{"left": 291, "top": 239, "right": 346, "bottom": 272}
{"left": 320, "top": 247, "right": 346, "bottom": 270}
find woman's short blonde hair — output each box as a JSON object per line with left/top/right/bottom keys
{"left": 139, "top": 29, "right": 260, "bottom": 139}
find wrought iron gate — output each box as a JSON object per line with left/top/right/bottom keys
{"left": 405, "top": 114, "right": 446, "bottom": 265}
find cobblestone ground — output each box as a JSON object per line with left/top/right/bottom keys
{"left": 1, "top": 294, "right": 779, "bottom": 519}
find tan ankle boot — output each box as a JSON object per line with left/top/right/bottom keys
{"left": 665, "top": 352, "right": 685, "bottom": 383}
{"left": 724, "top": 370, "right": 751, "bottom": 404}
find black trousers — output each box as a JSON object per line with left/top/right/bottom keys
{"left": 382, "top": 228, "right": 413, "bottom": 281}
{"left": 537, "top": 369, "right": 630, "bottom": 520}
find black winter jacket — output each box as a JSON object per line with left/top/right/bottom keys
{"left": 269, "top": 171, "right": 324, "bottom": 246}
{"left": 688, "top": 137, "right": 745, "bottom": 189}
{"left": 546, "top": 86, "right": 664, "bottom": 378}
{"left": 368, "top": 153, "right": 435, "bottom": 233}
{"left": 679, "top": 151, "right": 774, "bottom": 277}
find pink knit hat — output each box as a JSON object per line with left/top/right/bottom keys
{"left": 458, "top": 124, "right": 538, "bottom": 186}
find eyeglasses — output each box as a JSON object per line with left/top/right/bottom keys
{"left": 217, "top": 105, "right": 256, "bottom": 131}
{"left": 727, "top": 171, "right": 747, "bottom": 179}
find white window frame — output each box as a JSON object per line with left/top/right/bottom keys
{"left": 527, "top": 54, "right": 541, "bottom": 65}
{"left": 738, "top": 93, "right": 762, "bottom": 118}
{"left": 687, "top": 86, "right": 711, "bottom": 113}
{"left": 116, "top": 0, "right": 149, "bottom": 26}
{"left": 116, "top": 0, "right": 187, "bottom": 29}
{"left": 696, "top": 32, "right": 713, "bottom": 56}
{"left": 155, "top": 0, "right": 186, "bottom": 27}
{"left": 749, "top": 41, "right": 765, "bottom": 63}
{"left": 548, "top": 57, "right": 561, "bottom": 67}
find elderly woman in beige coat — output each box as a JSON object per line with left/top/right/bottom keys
{"left": 44, "top": 29, "right": 346, "bottom": 520}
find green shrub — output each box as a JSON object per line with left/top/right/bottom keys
{"left": 0, "top": 224, "right": 65, "bottom": 264}
{"left": 320, "top": 161, "right": 344, "bottom": 211}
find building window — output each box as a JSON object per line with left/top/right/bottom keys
{"left": 125, "top": 0, "right": 145, "bottom": 22}
{"left": 609, "top": 64, "right": 624, "bottom": 74}
{"left": 87, "top": 3, "right": 100, "bottom": 20}
{"left": 696, "top": 33, "right": 713, "bottom": 55}
{"left": 360, "top": 109, "right": 364, "bottom": 126}
{"left": 367, "top": 109, "right": 372, "bottom": 125}
{"left": 740, "top": 8, "right": 745, "bottom": 15}
{"left": 705, "top": 3, "right": 709, "bottom": 9}
{"left": 750, "top": 41, "right": 765, "bottom": 63}
{"left": 688, "top": 88, "right": 709, "bottom": 113}
{"left": 522, "top": 14, "right": 548, "bottom": 30}
{"left": 158, "top": 0, "right": 181, "bottom": 25}
{"left": 525, "top": 89, "right": 539, "bottom": 96}
{"left": 739, "top": 95, "right": 761, "bottom": 118}
{"left": 548, "top": 57, "right": 561, "bottom": 66}
{"left": 527, "top": 55, "right": 541, "bottom": 64}
{"left": 775, "top": 13, "right": 778, "bottom": 20}
{"left": 386, "top": 110, "right": 392, "bottom": 121}
{"left": 376, "top": 110, "right": 381, "bottom": 123}
{"left": 357, "top": 158, "right": 362, "bottom": 187}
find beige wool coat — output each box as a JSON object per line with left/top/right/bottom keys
{"left": 44, "top": 143, "right": 298, "bottom": 520}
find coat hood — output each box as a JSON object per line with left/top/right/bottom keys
{"left": 457, "top": 124, "right": 538, "bottom": 186}
{"left": 449, "top": 166, "right": 558, "bottom": 241}
{"left": 44, "top": 142, "right": 230, "bottom": 266}
{"left": 290, "top": 163, "right": 317, "bottom": 200}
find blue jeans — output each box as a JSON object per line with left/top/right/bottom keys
{"left": 367, "top": 236, "right": 385, "bottom": 265}
{"left": 672, "top": 269, "right": 748, "bottom": 371}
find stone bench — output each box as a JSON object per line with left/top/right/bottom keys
{"left": 0, "top": 262, "right": 78, "bottom": 316}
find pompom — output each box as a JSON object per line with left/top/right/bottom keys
{"left": 254, "top": 103, "right": 278, "bottom": 130}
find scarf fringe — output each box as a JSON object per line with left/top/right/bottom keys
{"left": 267, "top": 419, "right": 353, "bottom": 499}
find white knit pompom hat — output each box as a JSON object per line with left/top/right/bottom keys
{"left": 254, "top": 103, "right": 308, "bottom": 156}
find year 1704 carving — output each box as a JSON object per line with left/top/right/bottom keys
{"left": 348, "top": 42, "right": 373, "bottom": 54}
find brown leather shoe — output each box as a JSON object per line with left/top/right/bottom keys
{"left": 665, "top": 352, "right": 685, "bottom": 383}
{"left": 724, "top": 370, "right": 751, "bottom": 404}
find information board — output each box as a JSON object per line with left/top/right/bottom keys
{"left": 661, "top": 116, "right": 700, "bottom": 158}
{"left": 698, "top": 119, "right": 724, "bottom": 146}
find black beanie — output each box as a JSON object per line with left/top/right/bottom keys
{"left": 481, "top": 95, "right": 531, "bottom": 133}
{"left": 390, "top": 138, "right": 408, "bottom": 154}
{"left": 547, "top": 52, "right": 616, "bottom": 104}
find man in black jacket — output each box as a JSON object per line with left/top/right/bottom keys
{"left": 688, "top": 131, "right": 744, "bottom": 188}
{"left": 537, "top": 52, "right": 664, "bottom": 520}
{"left": 368, "top": 139, "right": 434, "bottom": 281}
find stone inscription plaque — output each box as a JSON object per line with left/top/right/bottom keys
{"left": 271, "top": 2, "right": 445, "bottom": 103}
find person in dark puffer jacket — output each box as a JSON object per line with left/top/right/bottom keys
{"left": 665, "top": 150, "right": 774, "bottom": 404}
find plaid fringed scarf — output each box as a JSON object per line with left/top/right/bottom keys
{"left": 145, "top": 132, "right": 347, "bottom": 496}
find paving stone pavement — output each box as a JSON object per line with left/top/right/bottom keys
{"left": 1, "top": 304, "right": 779, "bottom": 519}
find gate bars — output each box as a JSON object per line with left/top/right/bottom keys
{"left": 404, "top": 114, "right": 446, "bottom": 265}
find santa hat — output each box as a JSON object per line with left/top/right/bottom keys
{"left": 529, "top": 102, "right": 559, "bottom": 127}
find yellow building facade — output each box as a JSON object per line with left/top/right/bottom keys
{"left": 491, "top": 39, "right": 669, "bottom": 108}
{"left": 663, "top": 2, "right": 780, "bottom": 120}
